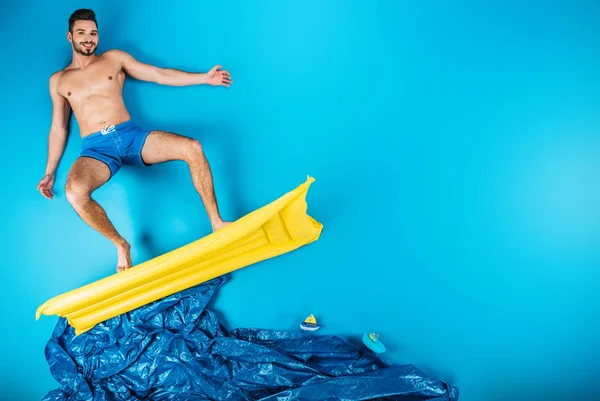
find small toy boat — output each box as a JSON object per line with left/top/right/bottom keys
{"left": 362, "top": 332, "right": 386, "bottom": 354}
{"left": 300, "top": 314, "right": 321, "bottom": 331}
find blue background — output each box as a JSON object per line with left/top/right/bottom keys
{"left": 1, "top": 0, "right": 599, "bottom": 400}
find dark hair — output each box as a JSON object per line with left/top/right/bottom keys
{"left": 68, "top": 9, "right": 97, "bottom": 33}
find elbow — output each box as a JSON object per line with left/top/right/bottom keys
{"left": 154, "top": 68, "right": 170, "bottom": 85}
{"left": 49, "top": 126, "right": 68, "bottom": 138}
{"left": 153, "top": 68, "right": 186, "bottom": 86}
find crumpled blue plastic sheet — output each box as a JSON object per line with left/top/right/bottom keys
{"left": 42, "top": 276, "right": 459, "bottom": 400}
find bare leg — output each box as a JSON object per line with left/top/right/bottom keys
{"left": 141, "top": 130, "right": 230, "bottom": 231}
{"left": 65, "top": 157, "right": 132, "bottom": 272}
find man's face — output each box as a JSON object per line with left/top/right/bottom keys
{"left": 68, "top": 20, "right": 98, "bottom": 56}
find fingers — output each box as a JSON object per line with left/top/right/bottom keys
{"left": 39, "top": 188, "right": 53, "bottom": 200}
{"left": 37, "top": 176, "right": 47, "bottom": 191}
{"left": 220, "top": 70, "right": 232, "bottom": 86}
{"left": 37, "top": 183, "right": 53, "bottom": 199}
{"left": 209, "top": 65, "right": 233, "bottom": 86}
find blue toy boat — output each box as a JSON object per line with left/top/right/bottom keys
{"left": 362, "top": 332, "right": 386, "bottom": 354}
{"left": 300, "top": 314, "right": 321, "bottom": 331}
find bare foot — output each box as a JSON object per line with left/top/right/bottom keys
{"left": 116, "top": 240, "right": 132, "bottom": 273}
{"left": 212, "top": 220, "right": 231, "bottom": 232}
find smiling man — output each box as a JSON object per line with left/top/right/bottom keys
{"left": 37, "top": 9, "right": 233, "bottom": 272}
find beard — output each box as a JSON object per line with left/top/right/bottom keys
{"left": 73, "top": 42, "right": 97, "bottom": 56}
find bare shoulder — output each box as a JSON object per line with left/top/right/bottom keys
{"left": 49, "top": 70, "right": 66, "bottom": 90}
{"left": 50, "top": 67, "right": 68, "bottom": 78}
{"left": 49, "top": 64, "right": 78, "bottom": 96}
{"left": 102, "top": 49, "right": 134, "bottom": 64}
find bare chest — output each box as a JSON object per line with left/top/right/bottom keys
{"left": 58, "top": 64, "right": 125, "bottom": 101}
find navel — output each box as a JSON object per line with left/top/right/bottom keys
{"left": 108, "top": 76, "right": 113, "bottom": 80}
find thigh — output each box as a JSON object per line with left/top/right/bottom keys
{"left": 66, "top": 156, "right": 111, "bottom": 193}
{"left": 140, "top": 130, "right": 200, "bottom": 165}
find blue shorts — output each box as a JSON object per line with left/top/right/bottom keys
{"left": 80, "top": 120, "right": 152, "bottom": 177}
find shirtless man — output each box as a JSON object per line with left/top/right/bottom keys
{"left": 36, "top": 9, "right": 233, "bottom": 272}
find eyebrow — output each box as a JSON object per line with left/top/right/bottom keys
{"left": 75, "top": 29, "right": 98, "bottom": 33}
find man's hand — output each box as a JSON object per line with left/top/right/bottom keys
{"left": 37, "top": 174, "right": 55, "bottom": 200}
{"left": 205, "top": 65, "right": 232, "bottom": 87}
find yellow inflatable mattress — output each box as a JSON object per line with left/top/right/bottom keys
{"left": 36, "top": 176, "right": 323, "bottom": 335}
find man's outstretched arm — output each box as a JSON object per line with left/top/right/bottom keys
{"left": 37, "top": 72, "right": 71, "bottom": 200}
{"left": 111, "top": 50, "right": 232, "bottom": 87}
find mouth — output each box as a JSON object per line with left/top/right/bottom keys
{"left": 81, "top": 43, "right": 95, "bottom": 50}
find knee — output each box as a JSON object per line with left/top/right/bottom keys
{"left": 184, "top": 139, "right": 205, "bottom": 162}
{"left": 65, "top": 179, "right": 91, "bottom": 206}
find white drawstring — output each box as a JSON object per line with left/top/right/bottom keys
{"left": 101, "top": 122, "right": 116, "bottom": 135}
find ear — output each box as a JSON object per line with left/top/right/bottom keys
{"left": 67, "top": 31, "right": 72, "bottom": 43}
